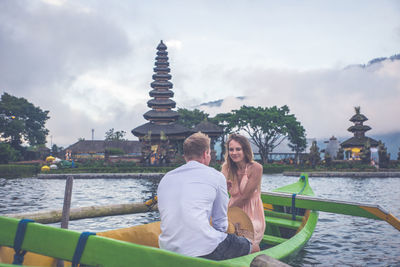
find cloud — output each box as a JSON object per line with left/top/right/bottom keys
{"left": 165, "top": 40, "right": 183, "bottom": 50}
{"left": 197, "top": 59, "right": 400, "bottom": 139}
{"left": 0, "top": 0, "right": 136, "bottom": 147}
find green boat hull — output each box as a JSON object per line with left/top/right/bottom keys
{"left": 0, "top": 173, "right": 317, "bottom": 266}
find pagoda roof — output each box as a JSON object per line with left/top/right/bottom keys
{"left": 149, "top": 89, "right": 174, "bottom": 97}
{"left": 340, "top": 136, "right": 378, "bottom": 148}
{"left": 347, "top": 125, "right": 371, "bottom": 132}
{"left": 350, "top": 113, "right": 368, "bottom": 122}
{"left": 147, "top": 99, "right": 176, "bottom": 108}
{"left": 152, "top": 73, "right": 172, "bottom": 80}
{"left": 143, "top": 110, "right": 179, "bottom": 120}
{"left": 157, "top": 40, "right": 167, "bottom": 50}
{"left": 193, "top": 121, "right": 223, "bottom": 136}
{"left": 349, "top": 106, "right": 368, "bottom": 122}
{"left": 153, "top": 67, "right": 170, "bottom": 72}
{"left": 151, "top": 81, "right": 173, "bottom": 89}
{"left": 132, "top": 122, "right": 192, "bottom": 137}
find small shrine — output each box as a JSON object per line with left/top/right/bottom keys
{"left": 340, "top": 106, "right": 378, "bottom": 160}
{"left": 131, "top": 41, "right": 192, "bottom": 164}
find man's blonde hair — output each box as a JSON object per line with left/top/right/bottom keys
{"left": 183, "top": 132, "right": 210, "bottom": 161}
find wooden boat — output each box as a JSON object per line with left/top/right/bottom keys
{"left": 0, "top": 174, "right": 317, "bottom": 266}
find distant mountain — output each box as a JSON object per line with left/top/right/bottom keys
{"left": 197, "top": 96, "right": 246, "bottom": 108}
{"left": 345, "top": 53, "right": 400, "bottom": 69}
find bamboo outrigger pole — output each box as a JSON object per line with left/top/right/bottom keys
{"left": 262, "top": 191, "right": 400, "bottom": 231}
{"left": 4, "top": 201, "right": 158, "bottom": 224}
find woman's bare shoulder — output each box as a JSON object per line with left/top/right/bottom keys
{"left": 249, "top": 161, "right": 263, "bottom": 173}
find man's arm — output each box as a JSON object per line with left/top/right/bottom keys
{"left": 210, "top": 174, "right": 229, "bottom": 232}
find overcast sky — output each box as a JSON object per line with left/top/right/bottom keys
{"left": 1, "top": 0, "right": 400, "bottom": 148}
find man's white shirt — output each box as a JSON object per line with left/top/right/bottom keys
{"left": 157, "top": 160, "right": 229, "bottom": 257}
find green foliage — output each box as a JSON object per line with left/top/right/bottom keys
{"left": 177, "top": 108, "right": 209, "bottom": 128}
{"left": 378, "top": 141, "right": 390, "bottom": 168}
{"left": 0, "top": 143, "right": 20, "bottom": 163}
{"left": 0, "top": 92, "right": 49, "bottom": 150}
{"left": 324, "top": 151, "right": 332, "bottom": 166}
{"left": 398, "top": 147, "right": 400, "bottom": 161}
{"left": 105, "top": 128, "right": 126, "bottom": 141}
{"left": 0, "top": 164, "right": 40, "bottom": 178}
{"left": 217, "top": 105, "right": 306, "bottom": 164}
{"left": 309, "top": 141, "right": 321, "bottom": 168}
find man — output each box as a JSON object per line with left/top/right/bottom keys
{"left": 157, "top": 132, "right": 251, "bottom": 260}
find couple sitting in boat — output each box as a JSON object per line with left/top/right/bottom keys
{"left": 157, "top": 132, "right": 265, "bottom": 260}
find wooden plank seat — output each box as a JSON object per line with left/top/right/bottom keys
{"left": 264, "top": 210, "right": 303, "bottom": 222}
{"left": 262, "top": 234, "right": 288, "bottom": 245}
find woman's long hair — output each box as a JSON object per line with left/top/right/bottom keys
{"left": 224, "top": 133, "right": 254, "bottom": 181}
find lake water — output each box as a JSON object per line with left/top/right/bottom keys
{"left": 1, "top": 174, "right": 399, "bottom": 266}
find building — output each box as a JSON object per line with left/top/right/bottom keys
{"left": 340, "top": 106, "right": 378, "bottom": 159}
{"left": 324, "top": 136, "right": 340, "bottom": 159}
{"left": 64, "top": 140, "right": 141, "bottom": 161}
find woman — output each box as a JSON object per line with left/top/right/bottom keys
{"left": 221, "top": 134, "right": 265, "bottom": 252}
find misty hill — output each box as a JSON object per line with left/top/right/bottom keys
{"left": 197, "top": 96, "right": 246, "bottom": 108}
{"left": 345, "top": 53, "right": 400, "bottom": 69}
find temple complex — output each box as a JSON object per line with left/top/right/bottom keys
{"left": 131, "top": 41, "right": 192, "bottom": 164}
{"left": 340, "top": 106, "right": 378, "bottom": 159}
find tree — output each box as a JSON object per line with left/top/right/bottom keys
{"left": 309, "top": 141, "right": 321, "bottom": 168}
{"left": 212, "top": 112, "right": 236, "bottom": 160}
{"left": 287, "top": 121, "right": 307, "bottom": 165}
{"left": 225, "top": 105, "right": 306, "bottom": 164}
{"left": 177, "top": 108, "right": 209, "bottom": 128}
{"left": 378, "top": 141, "right": 390, "bottom": 168}
{"left": 104, "top": 128, "right": 126, "bottom": 141}
{"left": 0, "top": 93, "right": 49, "bottom": 150}
{"left": 398, "top": 147, "right": 400, "bottom": 162}
{"left": 0, "top": 143, "right": 20, "bottom": 163}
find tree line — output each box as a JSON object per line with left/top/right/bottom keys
{"left": 0, "top": 92, "right": 307, "bottom": 165}
{"left": 177, "top": 105, "right": 307, "bottom": 164}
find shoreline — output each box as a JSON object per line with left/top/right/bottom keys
{"left": 283, "top": 171, "right": 400, "bottom": 178}
{"left": 37, "top": 173, "right": 165, "bottom": 179}
{"left": 35, "top": 171, "right": 400, "bottom": 179}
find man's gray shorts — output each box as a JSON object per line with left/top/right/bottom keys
{"left": 199, "top": 234, "right": 252, "bottom": 261}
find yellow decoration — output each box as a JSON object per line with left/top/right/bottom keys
{"left": 45, "top": 156, "right": 55, "bottom": 162}
{"left": 41, "top": 166, "right": 50, "bottom": 172}
{"left": 351, "top": 148, "right": 361, "bottom": 153}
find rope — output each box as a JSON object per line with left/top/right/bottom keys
{"left": 145, "top": 194, "right": 158, "bottom": 211}
{"left": 13, "top": 219, "right": 34, "bottom": 265}
{"left": 291, "top": 175, "right": 307, "bottom": 220}
{"left": 71, "top": 232, "right": 96, "bottom": 267}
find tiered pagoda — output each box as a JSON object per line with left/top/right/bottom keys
{"left": 132, "top": 41, "right": 191, "bottom": 163}
{"left": 340, "top": 106, "right": 378, "bottom": 159}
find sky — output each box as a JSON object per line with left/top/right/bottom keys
{"left": 1, "top": 0, "right": 400, "bottom": 148}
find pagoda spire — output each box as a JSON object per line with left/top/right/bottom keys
{"left": 347, "top": 106, "right": 371, "bottom": 138}
{"left": 143, "top": 40, "right": 179, "bottom": 125}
